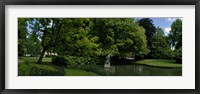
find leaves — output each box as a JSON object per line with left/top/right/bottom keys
{"left": 19, "top": 18, "right": 182, "bottom": 64}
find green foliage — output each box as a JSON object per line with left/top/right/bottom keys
{"left": 25, "top": 35, "right": 42, "bottom": 56}
{"left": 18, "top": 18, "right": 28, "bottom": 56}
{"left": 19, "top": 18, "right": 182, "bottom": 65}
{"left": 90, "top": 18, "right": 149, "bottom": 58}
{"left": 138, "top": 18, "right": 156, "bottom": 52}
{"left": 65, "top": 56, "right": 99, "bottom": 65}
{"left": 28, "top": 18, "right": 73, "bottom": 63}
{"left": 174, "top": 47, "right": 182, "bottom": 63}
{"left": 18, "top": 18, "right": 42, "bottom": 57}
{"left": 51, "top": 56, "right": 68, "bottom": 66}
{"left": 65, "top": 56, "right": 85, "bottom": 65}
{"left": 51, "top": 18, "right": 101, "bottom": 58}
{"left": 21, "top": 18, "right": 150, "bottom": 65}
{"left": 149, "top": 27, "right": 172, "bottom": 59}
{"left": 169, "top": 19, "right": 182, "bottom": 63}
{"left": 169, "top": 19, "right": 182, "bottom": 49}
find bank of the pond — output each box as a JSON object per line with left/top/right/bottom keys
{"left": 136, "top": 59, "right": 182, "bottom": 68}
{"left": 64, "top": 68, "right": 99, "bottom": 76}
{"left": 18, "top": 57, "right": 182, "bottom": 76}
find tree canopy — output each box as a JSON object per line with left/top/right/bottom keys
{"left": 18, "top": 18, "right": 182, "bottom": 64}
{"left": 168, "top": 19, "right": 182, "bottom": 63}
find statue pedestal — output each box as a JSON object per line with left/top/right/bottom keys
{"left": 104, "top": 63, "right": 110, "bottom": 67}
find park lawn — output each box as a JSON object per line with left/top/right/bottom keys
{"left": 64, "top": 68, "right": 99, "bottom": 76}
{"left": 18, "top": 62, "right": 65, "bottom": 76}
{"left": 18, "top": 57, "right": 64, "bottom": 76}
{"left": 19, "top": 57, "right": 99, "bottom": 76}
{"left": 18, "top": 57, "right": 52, "bottom": 64}
{"left": 136, "top": 59, "right": 182, "bottom": 68}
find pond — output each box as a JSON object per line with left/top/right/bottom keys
{"left": 69, "top": 64, "right": 182, "bottom": 76}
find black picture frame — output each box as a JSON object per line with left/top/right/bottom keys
{"left": 0, "top": 0, "right": 199, "bottom": 94}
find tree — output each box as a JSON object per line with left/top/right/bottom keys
{"left": 18, "top": 18, "right": 28, "bottom": 56}
{"left": 168, "top": 19, "right": 182, "bottom": 63}
{"left": 90, "top": 18, "right": 149, "bottom": 59}
{"left": 138, "top": 18, "right": 156, "bottom": 58}
{"left": 55, "top": 18, "right": 100, "bottom": 57}
{"left": 169, "top": 19, "right": 182, "bottom": 49}
{"left": 150, "top": 27, "right": 172, "bottom": 59}
{"left": 28, "top": 18, "right": 71, "bottom": 64}
{"left": 115, "top": 18, "right": 149, "bottom": 58}
{"left": 25, "top": 33, "right": 42, "bottom": 57}
{"left": 90, "top": 18, "right": 118, "bottom": 56}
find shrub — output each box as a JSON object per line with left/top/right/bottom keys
{"left": 51, "top": 56, "right": 68, "bottom": 66}
{"left": 65, "top": 56, "right": 99, "bottom": 65}
{"left": 175, "top": 48, "right": 182, "bottom": 64}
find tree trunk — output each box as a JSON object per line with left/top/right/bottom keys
{"left": 37, "top": 47, "right": 48, "bottom": 64}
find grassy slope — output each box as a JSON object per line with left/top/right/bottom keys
{"left": 19, "top": 57, "right": 99, "bottom": 76}
{"left": 136, "top": 59, "right": 182, "bottom": 68}
{"left": 18, "top": 62, "right": 65, "bottom": 76}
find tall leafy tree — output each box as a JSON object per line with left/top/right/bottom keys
{"left": 26, "top": 18, "right": 99, "bottom": 64}
{"left": 150, "top": 27, "right": 172, "bottom": 59}
{"left": 18, "top": 18, "right": 28, "bottom": 56}
{"left": 90, "top": 18, "right": 149, "bottom": 59}
{"left": 169, "top": 19, "right": 182, "bottom": 49}
{"left": 114, "top": 18, "right": 148, "bottom": 58}
{"left": 28, "top": 18, "right": 71, "bottom": 64}
{"left": 138, "top": 18, "right": 156, "bottom": 58}
{"left": 168, "top": 19, "right": 182, "bottom": 63}
{"left": 90, "top": 18, "right": 118, "bottom": 56}
{"left": 25, "top": 33, "right": 42, "bottom": 57}
{"left": 55, "top": 18, "right": 100, "bottom": 57}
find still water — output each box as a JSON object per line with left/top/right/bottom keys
{"left": 69, "top": 64, "right": 182, "bottom": 76}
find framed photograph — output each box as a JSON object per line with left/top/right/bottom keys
{"left": 0, "top": 0, "right": 199, "bottom": 94}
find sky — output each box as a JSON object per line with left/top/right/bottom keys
{"left": 136, "top": 17, "right": 182, "bottom": 36}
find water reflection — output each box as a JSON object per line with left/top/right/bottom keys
{"left": 69, "top": 64, "right": 182, "bottom": 76}
{"left": 113, "top": 65, "right": 182, "bottom": 76}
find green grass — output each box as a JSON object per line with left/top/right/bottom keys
{"left": 31, "top": 63, "right": 60, "bottom": 72}
{"left": 18, "top": 57, "right": 52, "bottom": 64}
{"left": 42, "top": 57, "right": 52, "bottom": 62}
{"left": 18, "top": 57, "right": 99, "bottom": 76}
{"left": 136, "top": 59, "right": 182, "bottom": 68}
{"left": 18, "top": 62, "right": 65, "bottom": 76}
{"left": 18, "top": 57, "right": 65, "bottom": 76}
{"left": 64, "top": 68, "right": 99, "bottom": 76}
